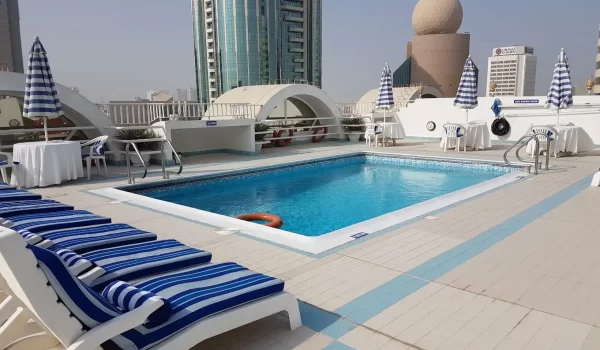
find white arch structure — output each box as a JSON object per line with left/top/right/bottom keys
{"left": 208, "top": 84, "right": 343, "bottom": 123}
{"left": 357, "top": 86, "right": 444, "bottom": 106}
{"left": 0, "top": 72, "right": 114, "bottom": 137}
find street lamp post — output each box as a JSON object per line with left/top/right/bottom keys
{"left": 585, "top": 76, "right": 595, "bottom": 95}
{"left": 489, "top": 80, "right": 497, "bottom": 97}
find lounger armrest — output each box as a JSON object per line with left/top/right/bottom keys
{"left": 66, "top": 299, "right": 163, "bottom": 350}
{"left": 78, "top": 267, "right": 105, "bottom": 286}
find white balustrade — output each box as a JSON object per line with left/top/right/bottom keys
{"left": 97, "top": 102, "right": 263, "bottom": 125}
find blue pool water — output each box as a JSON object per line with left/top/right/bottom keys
{"left": 132, "top": 156, "right": 514, "bottom": 236}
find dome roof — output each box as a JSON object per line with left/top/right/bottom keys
{"left": 412, "top": 0, "right": 463, "bottom": 35}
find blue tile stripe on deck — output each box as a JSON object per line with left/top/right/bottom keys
{"left": 334, "top": 175, "right": 592, "bottom": 325}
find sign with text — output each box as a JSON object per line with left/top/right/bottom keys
{"left": 206, "top": 121, "right": 217, "bottom": 126}
{"left": 493, "top": 46, "right": 533, "bottom": 56}
{"left": 514, "top": 99, "right": 540, "bottom": 104}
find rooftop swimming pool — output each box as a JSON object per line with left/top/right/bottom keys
{"left": 96, "top": 154, "right": 525, "bottom": 254}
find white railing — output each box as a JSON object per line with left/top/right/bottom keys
{"left": 253, "top": 117, "right": 339, "bottom": 145}
{"left": 98, "top": 102, "right": 263, "bottom": 126}
{"left": 0, "top": 126, "right": 99, "bottom": 150}
{"left": 336, "top": 100, "right": 410, "bottom": 117}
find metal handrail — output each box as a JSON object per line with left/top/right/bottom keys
{"left": 161, "top": 139, "right": 183, "bottom": 179}
{"left": 125, "top": 142, "right": 147, "bottom": 184}
{"left": 515, "top": 132, "right": 551, "bottom": 171}
{"left": 503, "top": 135, "right": 539, "bottom": 175}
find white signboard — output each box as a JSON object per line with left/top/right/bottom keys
{"left": 493, "top": 46, "right": 531, "bottom": 56}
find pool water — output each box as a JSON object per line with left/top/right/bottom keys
{"left": 133, "top": 156, "right": 514, "bottom": 236}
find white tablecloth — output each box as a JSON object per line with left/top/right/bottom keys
{"left": 526, "top": 125, "right": 594, "bottom": 155}
{"left": 379, "top": 122, "right": 406, "bottom": 139}
{"left": 11, "top": 141, "right": 84, "bottom": 188}
{"left": 439, "top": 122, "right": 492, "bottom": 150}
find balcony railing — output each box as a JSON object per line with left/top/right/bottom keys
{"left": 97, "top": 102, "right": 263, "bottom": 126}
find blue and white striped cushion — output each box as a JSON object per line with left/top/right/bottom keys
{"left": 28, "top": 244, "right": 284, "bottom": 350}
{"left": 7, "top": 210, "right": 111, "bottom": 234}
{"left": 0, "top": 200, "right": 73, "bottom": 225}
{"left": 102, "top": 281, "right": 172, "bottom": 327}
{"left": 0, "top": 182, "right": 15, "bottom": 190}
{"left": 35, "top": 223, "right": 157, "bottom": 254}
{"left": 105, "top": 262, "right": 285, "bottom": 350}
{"left": 83, "top": 239, "right": 212, "bottom": 290}
{"left": 55, "top": 248, "right": 94, "bottom": 275}
{"left": 27, "top": 244, "right": 122, "bottom": 328}
{"left": 0, "top": 190, "right": 41, "bottom": 201}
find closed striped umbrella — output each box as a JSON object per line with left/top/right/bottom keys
{"left": 453, "top": 56, "right": 478, "bottom": 122}
{"left": 375, "top": 62, "right": 395, "bottom": 132}
{"left": 23, "top": 36, "right": 63, "bottom": 142}
{"left": 545, "top": 48, "right": 573, "bottom": 125}
{"left": 375, "top": 63, "right": 395, "bottom": 110}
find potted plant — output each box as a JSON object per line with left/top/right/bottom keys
{"left": 293, "top": 119, "right": 314, "bottom": 142}
{"left": 114, "top": 129, "right": 160, "bottom": 167}
{"left": 341, "top": 117, "right": 365, "bottom": 142}
{"left": 254, "top": 123, "right": 270, "bottom": 152}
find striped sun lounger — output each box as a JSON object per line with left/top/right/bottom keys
{"left": 0, "top": 200, "right": 74, "bottom": 224}
{"left": 22, "top": 223, "right": 158, "bottom": 254}
{"left": 28, "top": 244, "right": 289, "bottom": 350}
{"left": 0, "top": 182, "right": 15, "bottom": 190}
{"left": 6, "top": 210, "right": 111, "bottom": 234}
{"left": 0, "top": 190, "right": 42, "bottom": 201}
{"left": 53, "top": 239, "right": 213, "bottom": 290}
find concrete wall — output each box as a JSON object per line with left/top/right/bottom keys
{"left": 162, "top": 119, "right": 255, "bottom": 155}
{"left": 411, "top": 33, "right": 470, "bottom": 97}
{"left": 396, "top": 95, "right": 600, "bottom": 145}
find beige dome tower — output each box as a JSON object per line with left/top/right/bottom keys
{"left": 409, "top": 0, "right": 470, "bottom": 97}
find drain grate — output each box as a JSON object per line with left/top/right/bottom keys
{"left": 350, "top": 232, "right": 368, "bottom": 239}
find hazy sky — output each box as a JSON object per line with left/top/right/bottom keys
{"left": 18, "top": 0, "right": 600, "bottom": 103}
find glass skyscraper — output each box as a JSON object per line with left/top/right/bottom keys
{"left": 191, "top": 0, "right": 322, "bottom": 103}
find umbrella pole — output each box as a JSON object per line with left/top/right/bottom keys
{"left": 556, "top": 109, "right": 560, "bottom": 126}
{"left": 44, "top": 117, "right": 49, "bottom": 142}
{"left": 466, "top": 109, "right": 469, "bottom": 123}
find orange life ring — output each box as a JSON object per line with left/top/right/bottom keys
{"left": 236, "top": 213, "right": 283, "bottom": 229}
{"left": 312, "top": 127, "right": 328, "bottom": 143}
{"left": 274, "top": 129, "right": 294, "bottom": 147}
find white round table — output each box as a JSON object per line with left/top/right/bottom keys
{"left": 10, "top": 141, "right": 84, "bottom": 188}
{"left": 439, "top": 122, "right": 492, "bottom": 151}
{"left": 526, "top": 125, "right": 595, "bottom": 156}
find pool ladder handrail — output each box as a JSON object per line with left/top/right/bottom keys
{"left": 125, "top": 139, "right": 183, "bottom": 184}
{"left": 503, "top": 133, "right": 551, "bottom": 175}
{"left": 160, "top": 139, "right": 183, "bottom": 180}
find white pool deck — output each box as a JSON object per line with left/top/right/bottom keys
{"left": 19, "top": 139, "right": 600, "bottom": 350}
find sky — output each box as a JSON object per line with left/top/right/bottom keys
{"left": 17, "top": 0, "right": 600, "bottom": 103}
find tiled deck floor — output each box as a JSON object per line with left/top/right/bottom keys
{"left": 24, "top": 140, "right": 600, "bottom": 349}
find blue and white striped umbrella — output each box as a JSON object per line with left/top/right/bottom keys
{"left": 545, "top": 48, "right": 573, "bottom": 125}
{"left": 454, "top": 56, "right": 478, "bottom": 122}
{"left": 375, "top": 63, "right": 395, "bottom": 110}
{"left": 23, "top": 36, "right": 63, "bottom": 141}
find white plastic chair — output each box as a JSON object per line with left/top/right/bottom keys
{"left": 531, "top": 125, "right": 558, "bottom": 158}
{"left": 81, "top": 136, "right": 109, "bottom": 180}
{"left": 365, "top": 123, "right": 383, "bottom": 147}
{"left": 0, "top": 152, "right": 18, "bottom": 188}
{"left": 442, "top": 123, "right": 465, "bottom": 152}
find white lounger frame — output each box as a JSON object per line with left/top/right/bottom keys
{"left": 0, "top": 227, "right": 301, "bottom": 350}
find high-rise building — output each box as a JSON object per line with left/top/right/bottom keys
{"left": 186, "top": 88, "right": 198, "bottom": 102}
{"left": 594, "top": 25, "right": 600, "bottom": 95}
{"left": 486, "top": 46, "right": 537, "bottom": 97}
{"left": 191, "top": 0, "right": 322, "bottom": 104}
{"left": 0, "top": 0, "right": 23, "bottom": 73}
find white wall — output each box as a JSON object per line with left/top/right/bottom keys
{"left": 164, "top": 119, "right": 255, "bottom": 154}
{"left": 397, "top": 96, "right": 600, "bottom": 145}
